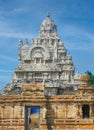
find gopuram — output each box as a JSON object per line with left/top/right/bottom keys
{"left": 0, "top": 13, "right": 94, "bottom": 130}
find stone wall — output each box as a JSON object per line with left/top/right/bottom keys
{"left": 0, "top": 94, "right": 94, "bottom": 130}
{"left": 0, "top": 103, "right": 25, "bottom": 130}
{"left": 1, "top": 81, "right": 94, "bottom": 130}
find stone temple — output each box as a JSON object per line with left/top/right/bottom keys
{"left": 0, "top": 14, "right": 94, "bottom": 130}
{"left": 3, "top": 13, "right": 80, "bottom": 95}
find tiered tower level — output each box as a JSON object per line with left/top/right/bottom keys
{"left": 3, "top": 14, "right": 80, "bottom": 94}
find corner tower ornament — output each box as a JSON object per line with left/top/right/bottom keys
{"left": 3, "top": 14, "right": 81, "bottom": 95}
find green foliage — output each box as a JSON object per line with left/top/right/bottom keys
{"left": 0, "top": 90, "right": 2, "bottom": 94}
{"left": 85, "top": 71, "right": 94, "bottom": 86}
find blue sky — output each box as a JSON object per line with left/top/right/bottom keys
{"left": 0, "top": 0, "right": 94, "bottom": 89}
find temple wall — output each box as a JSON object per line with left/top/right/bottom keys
{"left": 0, "top": 104, "right": 25, "bottom": 130}
{"left": 0, "top": 94, "right": 94, "bottom": 130}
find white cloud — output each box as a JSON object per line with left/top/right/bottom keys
{"left": 0, "top": 32, "right": 33, "bottom": 39}
{"left": 59, "top": 24, "right": 94, "bottom": 51}
{"left": 0, "top": 54, "right": 17, "bottom": 62}
{"left": 0, "top": 69, "right": 12, "bottom": 73}
{"left": 9, "top": 8, "right": 26, "bottom": 14}
{"left": 0, "top": 7, "right": 26, "bottom": 16}
{"left": 0, "top": 20, "right": 34, "bottom": 39}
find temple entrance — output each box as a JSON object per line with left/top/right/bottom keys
{"left": 82, "top": 104, "right": 90, "bottom": 119}
{"left": 25, "top": 106, "right": 40, "bottom": 130}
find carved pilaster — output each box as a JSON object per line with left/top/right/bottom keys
{"left": 90, "top": 103, "right": 93, "bottom": 118}
{"left": 79, "top": 104, "right": 82, "bottom": 118}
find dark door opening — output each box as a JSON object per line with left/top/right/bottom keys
{"left": 82, "top": 104, "right": 90, "bottom": 119}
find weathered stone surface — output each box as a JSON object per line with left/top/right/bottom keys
{"left": 0, "top": 84, "right": 94, "bottom": 130}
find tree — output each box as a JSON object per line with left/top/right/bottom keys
{"left": 85, "top": 71, "right": 94, "bottom": 86}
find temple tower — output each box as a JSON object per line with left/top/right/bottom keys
{"left": 3, "top": 13, "right": 80, "bottom": 95}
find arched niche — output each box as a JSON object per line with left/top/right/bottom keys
{"left": 28, "top": 45, "right": 50, "bottom": 60}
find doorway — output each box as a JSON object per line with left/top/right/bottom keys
{"left": 82, "top": 104, "right": 90, "bottom": 119}
{"left": 25, "top": 106, "right": 40, "bottom": 130}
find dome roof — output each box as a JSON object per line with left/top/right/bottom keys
{"left": 40, "top": 13, "right": 57, "bottom": 33}
{"left": 80, "top": 74, "right": 90, "bottom": 82}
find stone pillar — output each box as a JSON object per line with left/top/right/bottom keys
{"left": 90, "top": 103, "right": 92, "bottom": 118}
{"left": 39, "top": 58, "right": 41, "bottom": 63}
{"left": 12, "top": 105, "right": 14, "bottom": 119}
{"left": 65, "top": 103, "right": 67, "bottom": 118}
{"left": 79, "top": 104, "right": 82, "bottom": 118}
{"left": 92, "top": 104, "right": 94, "bottom": 118}
{"left": 77, "top": 104, "right": 81, "bottom": 119}
{"left": 1, "top": 105, "right": 4, "bottom": 119}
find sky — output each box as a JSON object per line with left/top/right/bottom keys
{"left": 0, "top": 0, "right": 94, "bottom": 90}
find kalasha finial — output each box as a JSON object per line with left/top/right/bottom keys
{"left": 26, "top": 38, "right": 28, "bottom": 45}
{"left": 47, "top": 12, "right": 50, "bottom": 18}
